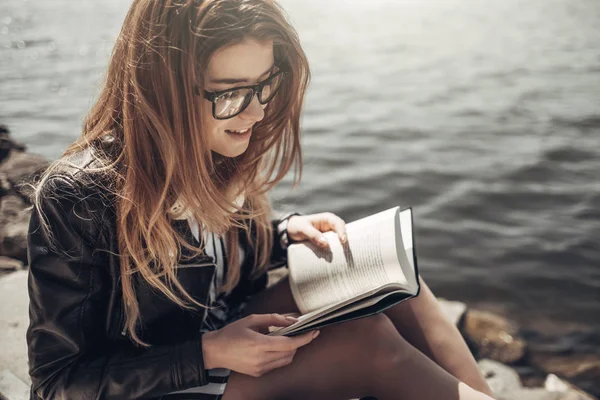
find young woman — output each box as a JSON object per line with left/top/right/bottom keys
{"left": 26, "top": 0, "right": 495, "bottom": 399}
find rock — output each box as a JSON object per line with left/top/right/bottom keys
{"left": 545, "top": 374, "right": 596, "bottom": 400}
{"left": 0, "top": 150, "right": 49, "bottom": 198}
{"left": 560, "top": 393, "right": 597, "bottom": 400}
{"left": 0, "top": 369, "right": 29, "bottom": 400}
{"left": 0, "top": 124, "right": 26, "bottom": 165}
{"left": 479, "top": 358, "right": 523, "bottom": 394}
{"left": 497, "top": 388, "right": 594, "bottom": 400}
{"left": 0, "top": 257, "right": 24, "bottom": 271}
{"left": 496, "top": 388, "right": 565, "bottom": 400}
{"left": 531, "top": 353, "right": 600, "bottom": 398}
{"left": 0, "top": 271, "right": 31, "bottom": 387}
{"left": 0, "top": 194, "right": 32, "bottom": 263}
{"left": 0, "top": 127, "right": 47, "bottom": 263}
{"left": 543, "top": 355, "right": 600, "bottom": 382}
{"left": 437, "top": 298, "right": 467, "bottom": 326}
{"left": 0, "top": 125, "right": 49, "bottom": 200}
{"left": 462, "top": 309, "right": 527, "bottom": 364}
{"left": 0, "top": 173, "right": 10, "bottom": 197}
{"left": 478, "top": 360, "right": 594, "bottom": 400}
{"left": 546, "top": 374, "right": 573, "bottom": 393}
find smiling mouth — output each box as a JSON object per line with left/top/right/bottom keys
{"left": 225, "top": 128, "right": 251, "bottom": 134}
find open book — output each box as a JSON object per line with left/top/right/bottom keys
{"left": 269, "top": 206, "right": 420, "bottom": 336}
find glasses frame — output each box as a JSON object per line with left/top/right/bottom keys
{"left": 196, "top": 70, "right": 288, "bottom": 120}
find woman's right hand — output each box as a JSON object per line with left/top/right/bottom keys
{"left": 202, "top": 313, "right": 319, "bottom": 377}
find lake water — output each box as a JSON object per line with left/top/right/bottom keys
{"left": 1, "top": 0, "right": 599, "bottom": 390}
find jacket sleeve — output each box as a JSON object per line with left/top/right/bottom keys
{"left": 268, "top": 212, "right": 300, "bottom": 270}
{"left": 26, "top": 176, "right": 208, "bottom": 400}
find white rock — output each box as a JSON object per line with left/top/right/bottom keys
{"left": 478, "top": 359, "right": 522, "bottom": 394}
{"left": 545, "top": 374, "right": 570, "bottom": 393}
{"left": 0, "top": 257, "right": 23, "bottom": 271}
{"left": 544, "top": 374, "right": 596, "bottom": 400}
{"left": 0, "top": 270, "right": 31, "bottom": 386}
{"left": 497, "top": 388, "right": 563, "bottom": 400}
{"left": 437, "top": 298, "right": 467, "bottom": 326}
{"left": 0, "top": 369, "right": 29, "bottom": 400}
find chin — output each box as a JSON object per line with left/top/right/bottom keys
{"left": 214, "top": 145, "right": 249, "bottom": 158}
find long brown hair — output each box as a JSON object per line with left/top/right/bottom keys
{"left": 34, "top": 0, "right": 309, "bottom": 346}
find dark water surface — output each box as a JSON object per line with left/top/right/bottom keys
{"left": 1, "top": 0, "right": 599, "bottom": 387}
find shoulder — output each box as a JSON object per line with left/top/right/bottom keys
{"left": 33, "top": 146, "right": 118, "bottom": 246}
{"left": 38, "top": 138, "right": 118, "bottom": 207}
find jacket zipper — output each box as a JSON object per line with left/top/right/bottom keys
{"left": 120, "top": 318, "right": 127, "bottom": 336}
{"left": 120, "top": 301, "right": 127, "bottom": 336}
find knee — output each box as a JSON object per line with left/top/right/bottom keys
{"left": 359, "top": 314, "right": 412, "bottom": 375}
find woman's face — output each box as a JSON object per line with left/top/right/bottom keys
{"left": 202, "top": 38, "right": 275, "bottom": 158}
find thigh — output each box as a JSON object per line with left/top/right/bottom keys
{"left": 223, "top": 312, "right": 489, "bottom": 400}
{"left": 226, "top": 276, "right": 483, "bottom": 400}
{"left": 222, "top": 313, "right": 399, "bottom": 400}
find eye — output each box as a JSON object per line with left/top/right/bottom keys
{"left": 218, "top": 89, "right": 244, "bottom": 101}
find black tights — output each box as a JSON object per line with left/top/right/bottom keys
{"left": 222, "top": 277, "right": 494, "bottom": 400}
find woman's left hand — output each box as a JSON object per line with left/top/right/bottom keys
{"left": 286, "top": 213, "right": 347, "bottom": 248}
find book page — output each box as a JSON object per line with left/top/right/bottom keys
{"left": 269, "top": 283, "right": 406, "bottom": 336}
{"left": 398, "top": 208, "right": 418, "bottom": 290}
{"left": 287, "top": 289, "right": 411, "bottom": 334}
{"left": 288, "top": 207, "right": 408, "bottom": 314}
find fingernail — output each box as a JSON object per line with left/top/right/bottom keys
{"left": 341, "top": 234, "right": 348, "bottom": 243}
{"left": 318, "top": 236, "right": 328, "bottom": 245}
{"left": 312, "top": 330, "right": 320, "bottom": 339}
{"left": 285, "top": 316, "right": 298, "bottom": 322}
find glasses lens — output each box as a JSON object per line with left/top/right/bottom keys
{"left": 259, "top": 73, "right": 284, "bottom": 104}
{"left": 214, "top": 88, "right": 253, "bottom": 119}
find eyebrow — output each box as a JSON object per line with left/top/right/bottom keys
{"left": 209, "top": 64, "right": 275, "bottom": 85}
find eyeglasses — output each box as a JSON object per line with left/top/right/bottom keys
{"left": 196, "top": 70, "right": 287, "bottom": 120}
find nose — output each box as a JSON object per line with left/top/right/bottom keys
{"left": 239, "top": 93, "right": 265, "bottom": 122}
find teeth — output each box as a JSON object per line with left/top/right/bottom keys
{"left": 228, "top": 128, "right": 249, "bottom": 134}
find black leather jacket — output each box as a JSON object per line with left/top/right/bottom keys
{"left": 26, "top": 150, "right": 288, "bottom": 399}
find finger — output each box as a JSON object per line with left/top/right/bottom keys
{"left": 262, "top": 329, "right": 320, "bottom": 352}
{"left": 325, "top": 213, "right": 347, "bottom": 244}
{"left": 244, "top": 313, "right": 298, "bottom": 330}
{"left": 261, "top": 352, "right": 296, "bottom": 374}
{"left": 310, "top": 213, "right": 347, "bottom": 244}
{"left": 302, "top": 224, "right": 329, "bottom": 248}
{"left": 263, "top": 350, "right": 296, "bottom": 363}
